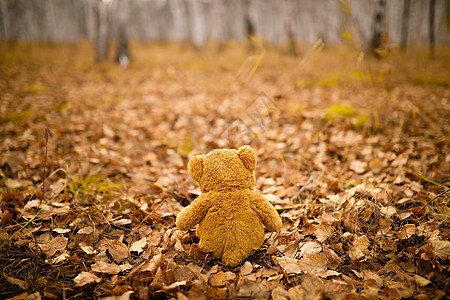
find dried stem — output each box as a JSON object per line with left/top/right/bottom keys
{"left": 42, "top": 128, "right": 52, "bottom": 200}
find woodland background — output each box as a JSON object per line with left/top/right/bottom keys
{"left": 0, "top": 0, "right": 449, "bottom": 299}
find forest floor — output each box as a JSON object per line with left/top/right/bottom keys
{"left": 0, "top": 41, "right": 449, "bottom": 300}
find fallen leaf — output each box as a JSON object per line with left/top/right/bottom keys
{"left": 129, "top": 237, "right": 147, "bottom": 254}
{"left": 298, "top": 254, "right": 327, "bottom": 276}
{"left": 73, "top": 271, "right": 102, "bottom": 286}
{"left": 301, "top": 274, "right": 324, "bottom": 300}
{"left": 53, "top": 228, "right": 71, "bottom": 234}
{"left": 299, "top": 241, "right": 322, "bottom": 256}
{"left": 349, "top": 160, "right": 367, "bottom": 174}
{"left": 49, "top": 251, "right": 70, "bottom": 264}
{"left": 6, "top": 276, "right": 30, "bottom": 290}
{"left": 287, "top": 286, "right": 305, "bottom": 300}
{"left": 112, "top": 219, "right": 132, "bottom": 226}
{"left": 414, "top": 275, "right": 431, "bottom": 287}
{"left": 239, "top": 261, "right": 254, "bottom": 276}
{"left": 99, "top": 290, "right": 133, "bottom": 300}
{"left": 80, "top": 242, "right": 97, "bottom": 255}
{"left": 348, "top": 246, "right": 364, "bottom": 261}
{"left": 39, "top": 236, "right": 68, "bottom": 258}
{"left": 272, "top": 286, "right": 289, "bottom": 300}
{"left": 91, "top": 261, "right": 122, "bottom": 274}
{"left": 174, "top": 266, "right": 196, "bottom": 282}
{"left": 209, "top": 271, "right": 236, "bottom": 287}
{"left": 430, "top": 239, "right": 450, "bottom": 260}
{"left": 101, "top": 239, "right": 129, "bottom": 263}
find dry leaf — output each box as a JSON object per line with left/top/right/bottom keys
{"left": 101, "top": 239, "right": 129, "bottom": 263}
{"left": 430, "top": 239, "right": 450, "bottom": 260}
{"left": 299, "top": 241, "right": 322, "bottom": 256}
{"left": 348, "top": 246, "right": 364, "bottom": 261}
{"left": 91, "top": 261, "right": 122, "bottom": 274}
{"left": 129, "top": 237, "right": 148, "bottom": 253}
{"left": 272, "top": 286, "right": 290, "bottom": 300}
{"left": 73, "top": 271, "right": 102, "bottom": 286}
{"left": 39, "top": 236, "right": 68, "bottom": 258}
{"left": 414, "top": 275, "right": 431, "bottom": 287}
{"left": 80, "top": 242, "right": 97, "bottom": 255}
{"left": 6, "top": 276, "right": 30, "bottom": 290}
{"left": 174, "top": 266, "right": 196, "bottom": 282}
{"left": 239, "top": 261, "right": 254, "bottom": 276}
{"left": 209, "top": 271, "right": 236, "bottom": 287}
{"left": 99, "top": 291, "right": 133, "bottom": 300}
{"left": 287, "top": 286, "right": 305, "bottom": 300}
{"left": 298, "top": 254, "right": 327, "bottom": 276}
{"left": 349, "top": 160, "right": 367, "bottom": 174}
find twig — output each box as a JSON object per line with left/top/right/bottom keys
{"left": 415, "top": 188, "right": 450, "bottom": 216}
{"left": 291, "top": 172, "right": 315, "bottom": 203}
{"left": 405, "top": 169, "right": 447, "bottom": 188}
{"left": 42, "top": 128, "right": 52, "bottom": 200}
{"left": 0, "top": 209, "right": 42, "bottom": 250}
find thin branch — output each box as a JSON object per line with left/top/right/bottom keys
{"left": 42, "top": 128, "right": 52, "bottom": 201}
{"left": 415, "top": 188, "right": 450, "bottom": 216}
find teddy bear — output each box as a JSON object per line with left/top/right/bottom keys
{"left": 176, "top": 145, "right": 282, "bottom": 266}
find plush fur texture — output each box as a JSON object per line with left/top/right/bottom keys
{"left": 176, "top": 145, "right": 282, "bottom": 266}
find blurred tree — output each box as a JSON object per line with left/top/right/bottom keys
{"left": 429, "top": 0, "right": 435, "bottom": 57}
{"left": 94, "top": 0, "right": 110, "bottom": 62}
{"left": 370, "top": 0, "right": 386, "bottom": 57}
{"left": 400, "top": 0, "right": 410, "bottom": 52}
{"left": 115, "top": 0, "right": 130, "bottom": 67}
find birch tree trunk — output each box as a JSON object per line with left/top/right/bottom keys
{"left": 95, "top": 0, "right": 109, "bottom": 62}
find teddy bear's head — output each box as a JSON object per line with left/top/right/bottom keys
{"left": 188, "top": 145, "right": 256, "bottom": 193}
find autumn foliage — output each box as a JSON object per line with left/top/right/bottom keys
{"left": 0, "top": 41, "right": 449, "bottom": 299}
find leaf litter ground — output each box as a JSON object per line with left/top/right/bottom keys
{"left": 0, "top": 42, "right": 449, "bottom": 300}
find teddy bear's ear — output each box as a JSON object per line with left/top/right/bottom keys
{"left": 238, "top": 145, "right": 256, "bottom": 171}
{"left": 188, "top": 155, "right": 203, "bottom": 182}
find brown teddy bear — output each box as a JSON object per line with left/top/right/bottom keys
{"left": 176, "top": 145, "right": 282, "bottom": 266}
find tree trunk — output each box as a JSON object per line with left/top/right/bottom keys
{"left": 115, "top": 0, "right": 130, "bottom": 67}
{"left": 370, "top": 0, "right": 386, "bottom": 57}
{"left": 95, "top": 0, "right": 109, "bottom": 62}
{"left": 0, "top": 0, "right": 11, "bottom": 40}
{"left": 429, "top": 0, "right": 435, "bottom": 57}
{"left": 400, "top": 0, "right": 410, "bottom": 52}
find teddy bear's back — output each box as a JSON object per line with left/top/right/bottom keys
{"left": 196, "top": 189, "right": 265, "bottom": 260}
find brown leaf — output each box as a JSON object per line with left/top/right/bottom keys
{"left": 130, "top": 237, "right": 147, "bottom": 254}
{"left": 287, "top": 286, "right": 305, "bottom": 300}
{"left": 274, "top": 256, "right": 302, "bottom": 275}
{"left": 298, "top": 254, "right": 327, "bottom": 276}
{"left": 0, "top": 209, "right": 12, "bottom": 226}
{"left": 6, "top": 276, "right": 30, "bottom": 290}
{"left": 414, "top": 275, "right": 431, "bottom": 287}
{"left": 91, "top": 261, "right": 121, "bottom": 274}
{"left": 430, "top": 239, "right": 450, "bottom": 260}
{"left": 101, "top": 239, "right": 129, "bottom": 263}
{"left": 39, "top": 236, "right": 68, "bottom": 258}
{"left": 239, "top": 261, "right": 253, "bottom": 276}
{"left": 139, "top": 253, "right": 164, "bottom": 275}
{"left": 324, "top": 280, "right": 354, "bottom": 300}
{"left": 73, "top": 271, "right": 102, "bottom": 286}
{"left": 299, "top": 241, "right": 322, "bottom": 256}
{"left": 149, "top": 267, "right": 165, "bottom": 291}
{"left": 272, "top": 286, "right": 289, "bottom": 300}
{"left": 300, "top": 274, "right": 324, "bottom": 300}
{"left": 174, "top": 266, "right": 196, "bottom": 282}
{"left": 209, "top": 271, "right": 236, "bottom": 287}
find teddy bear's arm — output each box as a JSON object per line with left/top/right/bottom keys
{"left": 176, "top": 194, "right": 212, "bottom": 231}
{"left": 251, "top": 194, "right": 282, "bottom": 232}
